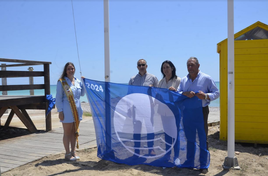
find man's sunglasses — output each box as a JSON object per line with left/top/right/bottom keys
{"left": 138, "top": 64, "right": 146, "bottom": 67}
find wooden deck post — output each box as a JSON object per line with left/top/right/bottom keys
{"left": 1, "top": 64, "right": 7, "bottom": 126}
{"left": 44, "top": 64, "right": 51, "bottom": 131}
{"left": 1, "top": 64, "right": 7, "bottom": 96}
{"left": 28, "top": 67, "right": 34, "bottom": 95}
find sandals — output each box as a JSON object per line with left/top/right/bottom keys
{"left": 71, "top": 151, "right": 80, "bottom": 160}
{"left": 65, "top": 152, "right": 76, "bottom": 161}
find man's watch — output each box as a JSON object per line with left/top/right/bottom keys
{"left": 205, "top": 94, "right": 208, "bottom": 100}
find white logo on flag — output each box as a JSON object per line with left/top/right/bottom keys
{"left": 113, "top": 93, "right": 177, "bottom": 158}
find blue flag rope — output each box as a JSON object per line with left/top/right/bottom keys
{"left": 83, "top": 78, "right": 210, "bottom": 169}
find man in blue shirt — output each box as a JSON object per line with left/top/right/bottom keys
{"left": 177, "top": 57, "right": 219, "bottom": 173}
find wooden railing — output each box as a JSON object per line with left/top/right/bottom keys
{"left": 0, "top": 58, "right": 53, "bottom": 131}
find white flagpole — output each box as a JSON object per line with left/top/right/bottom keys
{"left": 227, "top": 0, "right": 235, "bottom": 159}
{"left": 223, "top": 0, "right": 240, "bottom": 169}
{"left": 104, "top": 0, "right": 110, "bottom": 82}
{"left": 103, "top": 0, "right": 113, "bottom": 156}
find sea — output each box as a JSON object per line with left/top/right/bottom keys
{"left": 1, "top": 82, "right": 220, "bottom": 107}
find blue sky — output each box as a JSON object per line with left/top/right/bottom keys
{"left": 1, "top": 0, "right": 268, "bottom": 85}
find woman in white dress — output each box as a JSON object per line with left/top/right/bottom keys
{"left": 157, "top": 60, "right": 181, "bottom": 161}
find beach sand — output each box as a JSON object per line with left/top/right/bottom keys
{"left": 1, "top": 104, "right": 268, "bottom": 176}
{"left": 2, "top": 125, "right": 268, "bottom": 176}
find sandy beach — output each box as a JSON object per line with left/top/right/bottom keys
{"left": 1, "top": 104, "right": 268, "bottom": 176}
{"left": 2, "top": 125, "right": 268, "bottom": 176}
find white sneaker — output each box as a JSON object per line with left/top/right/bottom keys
{"left": 65, "top": 153, "right": 76, "bottom": 161}
{"left": 71, "top": 152, "right": 80, "bottom": 160}
{"left": 174, "top": 158, "right": 181, "bottom": 165}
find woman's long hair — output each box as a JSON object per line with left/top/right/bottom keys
{"left": 60, "top": 62, "right": 75, "bottom": 79}
{"left": 161, "top": 60, "right": 177, "bottom": 80}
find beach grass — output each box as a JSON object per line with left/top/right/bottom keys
{"left": 83, "top": 112, "right": 92, "bottom": 116}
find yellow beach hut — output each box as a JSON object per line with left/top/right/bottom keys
{"left": 217, "top": 21, "right": 268, "bottom": 144}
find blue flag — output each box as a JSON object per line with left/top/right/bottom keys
{"left": 83, "top": 78, "right": 210, "bottom": 169}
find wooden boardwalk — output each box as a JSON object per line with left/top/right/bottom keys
{"left": 0, "top": 119, "right": 96, "bottom": 173}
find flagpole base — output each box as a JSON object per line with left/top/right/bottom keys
{"left": 222, "top": 157, "right": 240, "bottom": 170}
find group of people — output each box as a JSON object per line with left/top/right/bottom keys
{"left": 55, "top": 57, "right": 219, "bottom": 173}
{"left": 128, "top": 58, "right": 219, "bottom": 172}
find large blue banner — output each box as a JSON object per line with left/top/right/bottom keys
{"left": 83, "top": 78, "right": 209, "bottom": 169}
